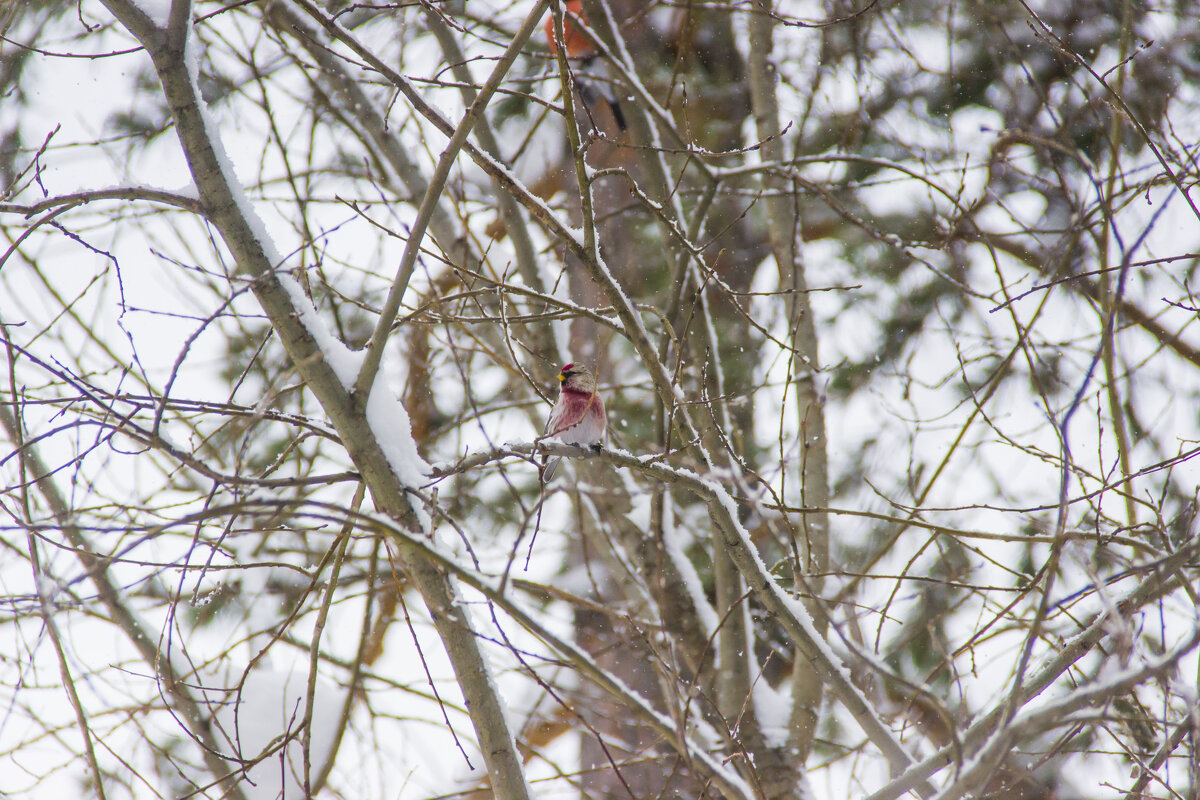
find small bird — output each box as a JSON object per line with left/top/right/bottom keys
{"left": 543, "top": 0, "right": 628, "bottom": 131}
{"left": 542, "top": 362, "right": 606, "bottom": 481}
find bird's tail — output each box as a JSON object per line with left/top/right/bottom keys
{"left": 576, "top": 78, "right": 626, "bottom": 131}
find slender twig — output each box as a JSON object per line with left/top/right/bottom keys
{"left": 25, "top": 536, "right": 109, "bottom": 800}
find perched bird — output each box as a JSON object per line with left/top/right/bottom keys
{"left": 543, "top": 0, "right": 595, "bottom": 60}
{"left": 542, "top": 362, "right": 606, "bottom": 481}
{"left": 543, "top": 0, "right": 627, "bottom": 131}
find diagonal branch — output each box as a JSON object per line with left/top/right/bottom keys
{"left": 94, "top": 1, "right": 534, "bottom": 797}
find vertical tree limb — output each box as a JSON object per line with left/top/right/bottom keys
{"left": 745, "top": 0, "right": 831, "bottom": 772}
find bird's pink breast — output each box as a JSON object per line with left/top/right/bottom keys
{"left": 549, "top": 390, "right": 605, "bottom": 445}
